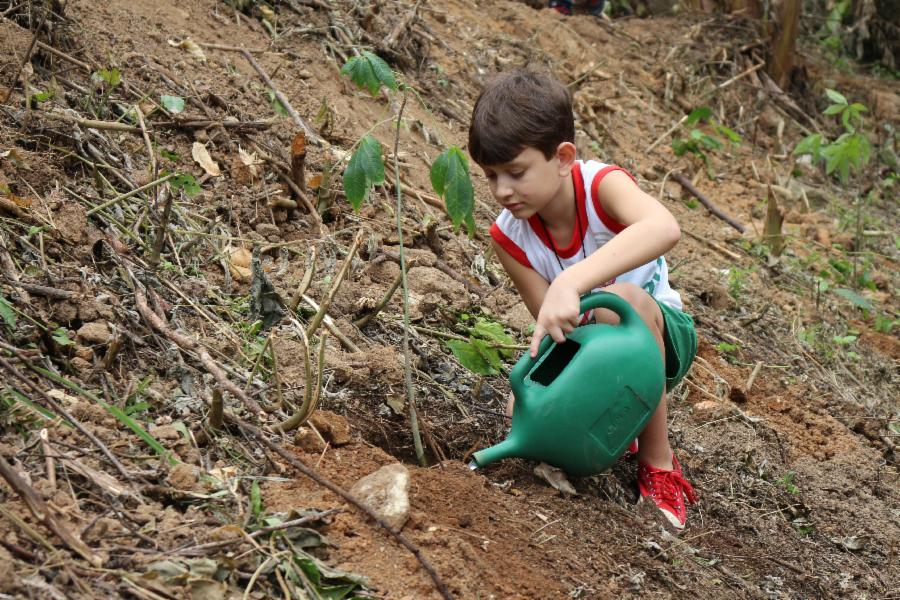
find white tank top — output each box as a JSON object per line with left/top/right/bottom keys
{"left": 489, "top": 160, "right": 682, "bottom": 310}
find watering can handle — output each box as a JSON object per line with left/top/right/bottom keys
{"left": 510, "top": 291, "right": 639, "bottom": 382}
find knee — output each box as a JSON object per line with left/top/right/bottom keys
{"left": 604, "top": 283, "right": 663, "bottom": 331}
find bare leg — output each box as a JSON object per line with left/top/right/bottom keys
{"left": 594, "top": 283, "right": 673, "bottom": 470}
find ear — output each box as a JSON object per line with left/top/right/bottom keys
{"left": 555, "top": 142, "right": 577, "bottom": 176}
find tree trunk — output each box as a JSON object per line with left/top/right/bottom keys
{"left": 767, "top": 0, "right": 802, "bottom": 90}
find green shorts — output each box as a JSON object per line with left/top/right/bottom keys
{"left": 658, "top": 302, "right": 698, "bottom": 391}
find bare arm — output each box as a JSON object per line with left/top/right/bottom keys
{"left": 492, "top": 239, "right": 549, "bottom": 320}
{"left": 530, "top": 171, "right": 680, "bottom": 356}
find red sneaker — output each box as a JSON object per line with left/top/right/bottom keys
{"left": 626, "top": 439, "right": 638, "bottom": 455}
{"left": 637, "top": 454, "right": 696, "bottom": 530}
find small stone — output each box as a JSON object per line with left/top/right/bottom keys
{"left": 309, "top": 410, "right": 352, "bottom": 446}
{"left": 70, "top": 356, "right": 92, "bottom": 373}
{"left": 74, "top": 344, "right": 94, "bottom": 361}
{"left": 350, "top": 463, "right": 410, "bottom": 530}
{"left": 166, "top": 462, "right": 200, "bottom": 491}
{"left": 698, "top": 285, "right": 733, "bottom": 310}
{"left": 297, "top": 69, "right": 313, "bottom": 79}
{"left": 692, "top": 400, "right": 726, "bottom": 420}
{"left": 294, "top": 427, "right": 326, "bottom": 453}
{"left": 255, "top": 223, "right": 280, "bottom": 238}
{"left": 149, "top": 425, "right": 182, "bottom": 441}
{"left": 77, "top": 321, "right": 111, "bottom": 345}
{"left": 813, "top": 226, "right": 831, "bottom": 247}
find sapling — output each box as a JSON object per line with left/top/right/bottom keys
{"left": 793, "top": 89, "right": 871, "bottom": 183}
{"left": 339, "top": 50, "right": 475, "bottom": 466}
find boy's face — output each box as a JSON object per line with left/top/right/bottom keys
{"left": 480, "top": 145, "right": 573, "bottom": 219}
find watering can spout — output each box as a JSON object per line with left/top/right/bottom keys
{"left": 471, "top": 436, "right": 521, "bottom": 470}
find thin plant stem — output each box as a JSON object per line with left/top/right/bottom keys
{"left": 393, "top": 90, "right": 426, "bottom": 467}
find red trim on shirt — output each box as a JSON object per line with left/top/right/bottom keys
{"left": 527, "top": 163, "right": 589, "bottom": 259}
{"left": 490, "top": 223, "right": 533, "bottom": 269}
{"left": 590, "top": 166, "right": 637, "bottom": 234}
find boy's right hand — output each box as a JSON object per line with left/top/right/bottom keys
{"left": 529, "top": 280, "right": 581, "bottom": 358}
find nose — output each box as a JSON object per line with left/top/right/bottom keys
{"left": 494, "top": 175, "right": 514, "bottom": 200}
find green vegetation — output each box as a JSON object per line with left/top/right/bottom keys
{"left": 793, "top": 89, "right": 871, "bottom": 183}
{"left": 672, "top": 106, "right": 741, "bottom": 178}
{"left": 446, "top": 316, "right": 517, "bottom": 376}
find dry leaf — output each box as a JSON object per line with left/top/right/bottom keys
{"left": 228, "top": 247, "right": 252, "bottom": 282}
{"left": 308, "top": 174, "right": 323, "bottom": 190}
{"left": 167, "top": 38, "right": 206, "bottom": 61}
{"left": 385, "top": 395, "right": 405, "bottom": 415}
{"left": 237, "top": 147, "right": 261, "bottom": 177}
{"left": 46, "top": 389, "right": 82, "bottom": 405}
{"left": 259, "top": 5, "right": 276, "bottom": 23}
{"left": 192, "top": 142, "right": 221, "bottom": 177}
{"left": 533, "top": 462, "right": 577, "bottom": 495}
{"left": 6, "top": 193, "right": 32, "bottom": 208}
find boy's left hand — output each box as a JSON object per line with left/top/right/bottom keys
{"left": 530, "top": 280, "right": 581, "bottom": 357}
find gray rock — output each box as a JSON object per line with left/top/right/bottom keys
{"left": 349, "top": 463, "right": 410, "bottom": 530}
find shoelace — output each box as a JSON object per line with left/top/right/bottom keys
{"left": 646, "top": 469, "right": 697, "bottom": 508}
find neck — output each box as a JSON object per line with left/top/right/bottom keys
{"left": 537, "top": 171, "right": 576, "bottom": 240}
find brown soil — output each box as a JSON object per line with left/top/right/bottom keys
{"left": 0, "top": 0, "right": 897, "bottom": 599}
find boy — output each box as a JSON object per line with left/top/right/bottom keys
{"left": 469, "top": 69, "right": 698, "bottom": 529}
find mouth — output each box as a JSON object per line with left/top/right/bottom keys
{"left": 504, "top": 202, "right": 524, "bottom": 211}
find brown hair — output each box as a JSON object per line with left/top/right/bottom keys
{"left": 468, "top": 69, "right": 575, "bottom": 166}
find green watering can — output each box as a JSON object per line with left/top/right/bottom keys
{"left": 471, "top": 291, "right": 665, "bottom": 477}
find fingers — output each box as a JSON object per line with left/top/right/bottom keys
{"left": 530, "top": 322, "right": 576, "bottom": 357}
{"left": 529, "top": 324, "right": 546, "bottom": 358}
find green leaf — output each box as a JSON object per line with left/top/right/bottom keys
{"left": 342, "top": 135, "right": 384, "bottom": 210}
{"left": 340, "top": 51, "right": 398, "bottom": 96}
{"left": 715, "top": 124, "right": 742, "bottom": 143}
{"left": 169, "top": 172, "right": 201, "bottom": 197}
{"left": 250, "top": 481, "right": 263, "bottom": 521}
{"left": 832, "top": 287, "right": 874, "bottom": 310}
{"left": 825, "top": 88, "right": 847, "bottom": 105}
{"left": 793, "top": 134, "right": 824, "bottom": 161}
{"left": 52, "top": 328, "right": 74, "bottom": 346}
{"left": 160, "top": 95, "right": 185, "bottom": 114}
{"left": 0, "top": 295, "right": 16, "bottom": 327}
{"left": 822, "top": 132, "right": 870, "bottom": 182}
{"left": 92, "top": 68, "right": 121, "bottom": 88}
{"left": 472, "top": 319, "right": 514, "bottom": 346}
{"left": 685, "top": 106, "right": 713, "bottom": 126}
{"left": 31, "top": 90, "right": 54, "bottom": 103}
{"left": 430, "top": 147, "right": 474, "bottom": 235}
{"left": 264, "top": 89, "right": 289, "bottom": 117}
{"left": 471, "top": 338, "right": 503, "bottom": 372}
{"left": 823, "top": 104, "right": 845, "bottom": 116}
{"left": 103, "top": 402, "right": 175, "bottom": 463}
{"left": 446, "top": 339, "right": 496, "bottom": 375}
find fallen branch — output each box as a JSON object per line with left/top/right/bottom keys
{"left": 0, "top": 455, "right": 104, "bottom": 567}
{"left": 133, "top": 286, "right": 264, "bottom": 416}
{"left": 353, "top": 265, "right": 406, "bottom": 329}
{"left": 0, "top": 347, "right": 133, "bottom": 481}
{"left": 300, "top": 295, "right": 361, "bottom": 353}
{"left": 275, "top": 330, "right": 325, "bottom": 433}
{"left": 229, "top": 416, "right": 454, "bottom": 600}
{"left": 173, "top": 508, "right": 341, "bottom": 556}
{"left": 672, "top": 172, "right": 746, "bottom": 233}
{"left": 288, "top": 245, "right": 317, "bottom": 313}
{"left": 307, "top": 228, "right": 363, "bottom": 337}
{"left": 682, "top": 230, "right": 743, "bottom": 262}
